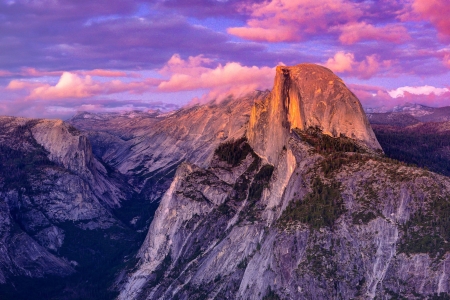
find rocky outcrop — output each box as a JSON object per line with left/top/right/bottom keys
{"left": 69, "top": 95, "right": 263, "bottom": 202}
{"left": 119, "top": 64, "right": 450, "bottom": 300}
{"left": 120, "top": 132, "right": 450, "bottom": 300}
{"left": 248, "top": 64, "right": 381, "bottom": 165}
{"left": 0, "top": 117, "right": 134, "bottom": 289}
{"left": 31, "top": 119, "right": 126, "bottom": 208}
{"left": 0, "top": 192, "right": 74, "bottom": 283}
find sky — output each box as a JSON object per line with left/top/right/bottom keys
{"left": 0, "top": 0, "right": 449, "bottom": 119}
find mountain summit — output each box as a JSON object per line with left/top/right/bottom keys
{"left": 119, "top": 64, "right": 450, "bottom": 299}
{"left": 249, "top": 64, "right": 381, "bottom": 164}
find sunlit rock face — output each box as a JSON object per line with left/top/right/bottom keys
{"left": 68, "top": 95, "right": 263, "bottom": 203}
{"left": 118, "top": 64, "right": 450, "bottom": 300}
{"left": 248, "top": 64, "right": 381, "bottom": 164}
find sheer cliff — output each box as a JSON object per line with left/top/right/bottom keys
{"left": 0, "top": 117, "right": 142, "bottom": 298}
{"left": 248, "top": 64, "right": 381, "bottom": 165}
{"left": 0, "top": 94, "right": 263, "bottom": 299}
{"left": 119, "top": 64, "right": 450, "bottom": 300}
{"left": 68, "top": 95, "right": 261, "bottom": 202}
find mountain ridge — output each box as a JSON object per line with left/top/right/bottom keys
{"left": 367, "top": 103, "right": 450, "bottom": 126}
{"left": 118, "top": 64, "right": 450, "bottom": 299}
{"left": 248, "top": 64, "right": 381, "bottom": 167}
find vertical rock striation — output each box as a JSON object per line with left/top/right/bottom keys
{"left": 248, "top": 64, "right": 381, "bottom": 165}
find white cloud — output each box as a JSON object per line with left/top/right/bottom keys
{"left": 388, "top": 85, "right": 449, "bottom": 98}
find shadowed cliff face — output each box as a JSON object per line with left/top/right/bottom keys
{"left": 248, "top": 64, "right": 381, "bottom": 164}
{"left": 0, "top": 117, "right": 146, "bottom": 299}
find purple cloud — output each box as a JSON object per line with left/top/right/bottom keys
{"left": 144, "top": 0, "right": 266, "bottom": 19}
{"left": 0, "top": 1, "right": 275, "bottom": 71}
{"left": 0, "top": 0, "right": 449, "bottom": 119}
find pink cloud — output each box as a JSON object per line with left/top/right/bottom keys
{"left": 80, "top": 69, "right": 130, "bottom": 77}
{"left": 324, "top": 51, "right": 393, "bottom": 79}
{"left": 7, "top": 72, "right": 161, "bottom": 100}
{"left": 159, "top": 54, "right": 213, "bottom": 77}
{"left": 7, "top": 80, "right": 44, "bottom": 90}
{"left": 19, "top": 67, "right": 135, "bottom": 78}
{"left": 324, "top": 52, "right": 355, "bottom": 73}
{"left": 2, "top": 67, "right": 139, "bottom": 79}
{"left": 413, "top": 0, "right": 450, "bottom": 38}
{"left": 336, "top": 22, "right": 410, "bottom": 44}
{"left": 388, "top": 85, "right": 449, "bottom": 98}
{"left": 29, "top": 73, "right": 98, "bottom": 99}
{"left": 227, "top": 26, "right": 299, "bottom": 43}
{"left": 20, "top": 68, "right": 62, "bottom": 77}
{"left": 5, "top": 54, "right": 275, "bottom": 104}
{"left": 0, "top": 70, "right": 13, "bottom": 77}
{"left": 444, "top": 54, "right": 450, "bottom": 68}
{"left": 227, "top": 0, "right": 362, "bottom": 42}
{"left": 437, "top": 49, "right": 450, "bottom": 68}
{"left": 158, "top": 54, "right": 275, "bottom": 102}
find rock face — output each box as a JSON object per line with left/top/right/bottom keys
{"left": 31, "top": 119, "right": 127, "bottom": 208}
{"left": 248, "top": 64, "right": 381, "bottom": 164}
{"left": 0, "top": 116, "right": 139, "bottom": 297}
{"left": 0, "top": 95, "right": 263, "bottom": 298}
{"left": 119, "top": 64, "right": 450, "bottom": 300}
{"left": 68, "top": 95, "right": 261, "bottom": 202}
{"left": 120, "top": 135, "right": 450, "bottom": 300}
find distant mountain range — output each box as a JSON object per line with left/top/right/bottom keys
{"left": 364, "top": 102, "right": 431, "bottom": 114}
{"left": 365, "top": 103, "right": 450, "bottom": 126}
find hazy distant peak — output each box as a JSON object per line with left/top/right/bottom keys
{"left": 364, "top": 102, "right": 434, "bottom": 114}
